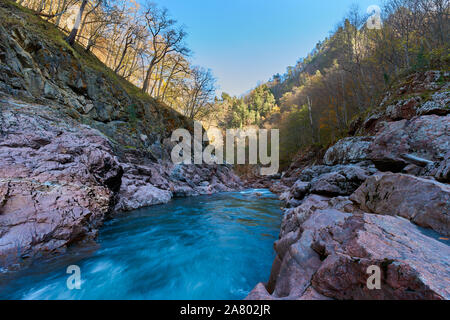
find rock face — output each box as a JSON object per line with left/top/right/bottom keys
{"left": 249, "top": 71, "right": 450, "bottom": 300}
{"left": 324, "top": 115, "right": 449, "bottom": 173}
{"left": 0, "top": 1, "right": 191, "bottom": 153}
{"left": 0, "top": 98, "right": 122, "bottom": 269}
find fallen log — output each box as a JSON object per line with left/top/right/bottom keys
{"left": 401, "top": 153, "right": 435, "bottom": 167}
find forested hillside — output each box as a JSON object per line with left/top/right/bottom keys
{"left": 11, "top": 0, "right": 216, "bottom": 120}
{"left": 213, "top": 0, "right": 449, "bottom": 168}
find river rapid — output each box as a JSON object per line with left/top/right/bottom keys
{"left": 0, "top": 189, "right": 282, "bottom": 300}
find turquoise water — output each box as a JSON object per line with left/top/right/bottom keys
{"left": 0, "top": 189, "right": 282, "bottom": 300}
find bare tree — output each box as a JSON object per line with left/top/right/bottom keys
{"left": 161, "top": 54, "right": 190, "bottom": 102}
{"left": 141, "top": 4, "right": 189, "bottom": 93}
{"left": 180, "top": 67, "right": 216, "bottom": 120}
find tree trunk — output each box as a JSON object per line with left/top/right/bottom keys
{"left": 161, "top": 60, "right": 180, "bottom": 102}
{"left": 85, "top": 37, "right": 94, "bottom": 52}
{"left": 149, "top": 63, "right": 161, "bottom": 96}
{"left": 47, "top": 0, "right": 53, "bottom": 20}
{"left": 38, "top": 0, "right": 46, "bottom": 13}
{"left": 156, "top": 56, "right": 166, "bottom": 98}
{"left": 307, "top": 96, "right": 315, "bottom": 143}
{"left": 66, "top": 0, "right": 88, "bottom": 46}
{"left": 142, "top": 59, "right": 155, "bottom": 93}
{"left": 55, "top": 0, "right": 66, "bottom": 27}
{"left": 340, "top": 72, "right": 348, "bottom": 126}
{"left": 125, "top": 50, "right": 138, "bottom": 78}
{"left": 114, "top": 43, "right": 130, "bottom": 73}
{"left": 404, "top": 43, "right": 410, "bottom": 69}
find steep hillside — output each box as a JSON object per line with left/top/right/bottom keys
{"left": 0, "top": 1, "right": 242, "bottom": 272}
{"left": 248, "top": 70, "right": 450, "bottom": 300}
{"left": 0, "top": 0, "right": 189, "bottom": 152}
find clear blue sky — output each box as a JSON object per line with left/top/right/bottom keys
{"left": 152, "top": 0, "right": 382, "bottom": 96}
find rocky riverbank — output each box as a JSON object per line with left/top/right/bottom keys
{"left": 247, "top": 70, "right": 450, "bottom": 300}
{"left": 0, "top": 1, "right": 242, "bottom": 273}
{"left": 0, "top": 97, "right": 242, "bottom": 272}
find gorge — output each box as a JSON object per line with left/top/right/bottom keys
{"left": 0, "top": 0, "right": 449, "bottom": 301}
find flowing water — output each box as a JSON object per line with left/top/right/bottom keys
{"left": 0, "top": 189, "right": 282, "bottom": 300}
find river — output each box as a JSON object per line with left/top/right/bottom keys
{"left": 0, "top": 189, "right": 282, "bottom": 300}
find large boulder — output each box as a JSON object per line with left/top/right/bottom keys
{"left": 368, "top": 115, "right": 449, "bottom": 171}
{"left": 269, "top": 181, "right": 291, "bottom": 195}
{"left": 351, "top": 173, "right": 450, "bottom": 236}
{"left": 0, "top": 180, "right": 111, "bottom": 268}
{"left": 115, "top": 176, "right": 172, "bottom": 212}
{"left": 283, "top": 164, "right": 376, "bottom": 205}
{"left": 247, "top": 197, "right": 450, "bottom": 300}
{"left": 309, "top": 165, "right": 372, "bottom": 197}
{"left": 296, "top": 165, "right": 335, "bottom": 182}
{"left": 310, "top": 213, "right": 450, "bottom": 300}
{"left": 416, "top": 90, "right": 450, "bottom": 116}
{"left": 323, "top": 136, "right": 373, "bottom": 166}
{"left": 114, "top": 163, "right": 173, "bottom": 212}
{"left": 0, "top": 98, "right": 123, "bottom": 270}
{"left": 290, "top": 180, "right": 310, "bottom": 200}
{"left": 279, "top": 195, "right": 331, "bottom": 241}
{"left": 385, "top": 96, "right": 421, "bottom": 121}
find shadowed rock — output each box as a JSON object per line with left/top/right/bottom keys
{"left": 350, "top": 173, "right": 450, "bottom": 236}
